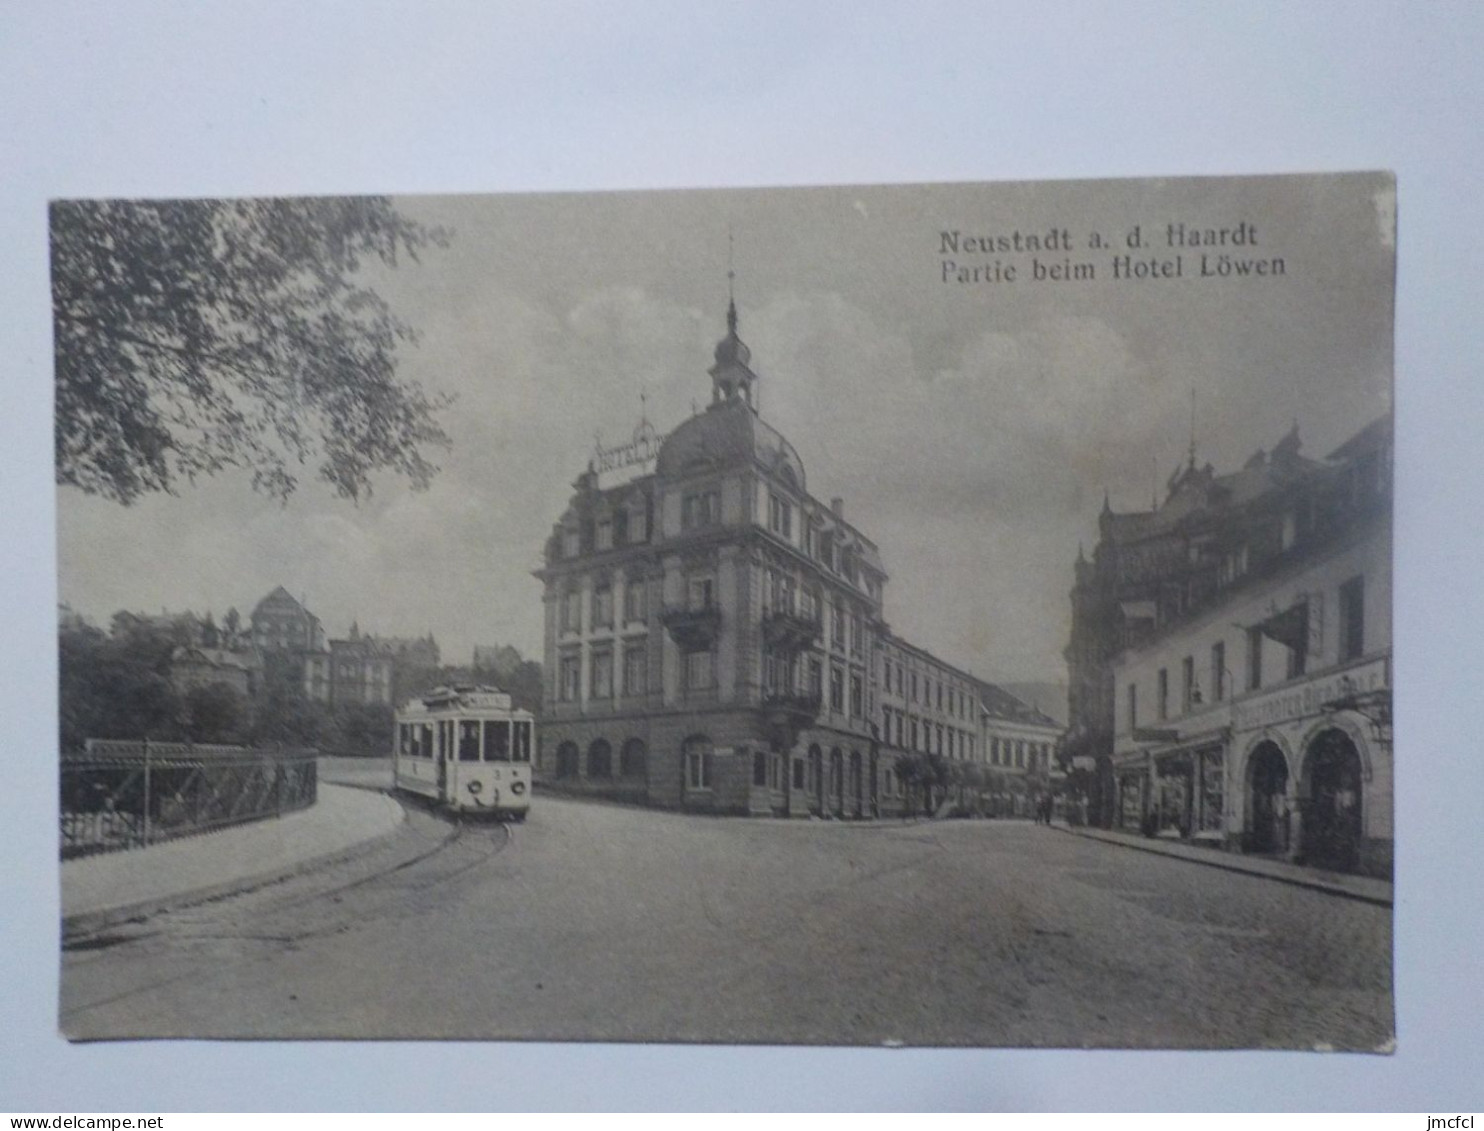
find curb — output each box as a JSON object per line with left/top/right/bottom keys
{"left": 61, "top": 793, "right": 408, "bottom": 942}
{"left": 1048, "top": 823, "right": 1393, "bottom": 908}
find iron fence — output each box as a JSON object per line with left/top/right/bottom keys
{"left": 60, "top": 739, "right": 317, "bottom": 860}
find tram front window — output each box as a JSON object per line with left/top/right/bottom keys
{"left": 419, "top": 725, "right": 433, "bottom": 758}
{"left": 459, "top": 720, "right": 481, "bottom": 762}
{"left": 513, "top": 721, "right": 532, "bottom": 763}
{"left": 484, "top": 720, "right": 510, "bottom": 762}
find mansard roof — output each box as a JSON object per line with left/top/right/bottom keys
{"left": 654, "top": 395, "right": 806, "bottom": 487}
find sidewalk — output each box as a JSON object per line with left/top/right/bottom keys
{"left": 62, "top": 782, "right": 406, "bottom": 936}
{"left": 1051, "top": 821, "right": 1393, "bottom": 906}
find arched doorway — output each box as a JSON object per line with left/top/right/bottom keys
{"left": 808, "top": 744, "right": 823, "bottom": 816}
{"left": 554, "top": 740, "right": 579, "bottom": 779}
{"left": 1246, "top": 741, "right": 1290, "bottom": 855}
{"left": 1302, "top": 728, "right": 1364, "bottom": 871}
{"left": 848, "top": 750, "right": 863, "bottom": 818}
{"left": 829, "top": 748, "right": 844, "bottom": 816}
{"left": 619, "top": 738, "right": 647, "bottom": 779}
{"left": 587, "top": 738, "right": 612, "bottom": 779}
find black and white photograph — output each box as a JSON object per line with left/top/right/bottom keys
{"left": 54, "top": 173, "right": 1395, "bottom": 1049}
{"left": 8, "top": 1, "right": 1484, "bottom": 1114}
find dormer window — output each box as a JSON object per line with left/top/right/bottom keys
{"left": 562, "top": 527, "right": 580, "bottom": 558}
{"left": 596, "top": 518, "right": 613, "bottom": 552}
{"left": 682, "top": 490, "right": 720, "bottom": 530}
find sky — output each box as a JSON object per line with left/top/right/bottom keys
{"left": 56, "top": 174, "right": 1394, "bottom": 684}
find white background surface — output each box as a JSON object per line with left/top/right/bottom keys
{"left": 3, "top": 1, "right": 1480, "bottom": 1112}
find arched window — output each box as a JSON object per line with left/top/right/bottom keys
{"left": 554, "top": 741, "right": 579, "bottom": 779}
{"left": 587, "top": 738, "right": 613, "bottom": 779}
{"left": 620, "top": 738, "right": 648, "bottom": 778}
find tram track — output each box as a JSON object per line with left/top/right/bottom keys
{"left": 60, "top": 806, "right": 517, "bottom": 1027}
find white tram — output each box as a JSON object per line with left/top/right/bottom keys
{"left": 394, "top": 685, "right": 534, "bottom": 819}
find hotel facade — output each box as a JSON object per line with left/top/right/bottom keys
{"left": 534, "top": 301, "right": 1058, "bottom": 816}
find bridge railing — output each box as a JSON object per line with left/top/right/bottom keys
{"left": 60, "top": 740, "right": 318, "bottom": 860}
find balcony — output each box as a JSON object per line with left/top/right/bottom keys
{"left": 760, "top": 609, "right": 822, "bottom": 653}
{"left": 760, "top": 690, "right": 822, "bottom": 750}
{"left": 659, "top": 603, "right": 721, "bottom": 650}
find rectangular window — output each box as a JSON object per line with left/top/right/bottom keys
{"left": 560, "top": 655, "right": 580, "bottom": 701}
{"left": 753, "top": 749, "right": 768, "bottom": 787}
{"left": 624, "top": 578, "right": 647, "bottom": 623}
{"left": 562, "top": 528, "right": 579, "bottom": 558}
{"left": 831, "top": 606, "right": 845, "bottom": 648}
{"left": 688, "top": 576, "right": 715, "bottom": 610}
{"left": 850, "top": 614, "right": 863, "bottom": 657}
{"left": 629, "top": 507, "right": 648, "bottom": 543}
{"left": 685, "top": 649, "right": 715, "bottom": 691}
{"left": 562, "top": 590, "right": 581, "bottom": 633}
{"left": 768, "top": 493, "right": 793, "bottom": 539}
{"left": 596, "top": 518, "right": 613, "bottom": 551}
{"left": 850, "top": 673, "right": 863, "bottom": 717}
{"left": 936, "top": 724, "right": 945, "bottom": 754}
{"left": 1340, "top": 576, "right": 1365, "bottom": 660}
{"left": 910, "top": 717, "right": 920, "bottom": 751}
{"left": 911, "top": 671, "right": 918, "bottom": 702}
{"left": 592, "top": 584, "right": 613, "bottom": 628}
{"left": 1247, "top": 627, "right": 1264, "bottom": 690}
{"left": 792, "top": 759, "right": 805, "bottom": 789}
{"left": 1157, "top": 668, "right": 1169, "bottom": 720}
{"left": 613, "top": 509, "right": 628, "bottom": 546}
{"left": 623, "top": 646, "right": 647, "bottom": 697}
{"left": 682, "top": 490, "right": 719, "bottom": 530}
{"left": 590, "top": 650, "right": 613, "bottom": 699}
{"left": 1182, "top": 655, "right": 1195, "bottom": 712}
{"left": 1285, "top": 601, "right": 1310, "bottom": 680}
{"left": 459, "top": 720, "right": 481, "bottom": 762}
{"left": 1211, "top": 641, "right": 1226, "bottom": 702}
{"left": 937, "top": 681, "right": 943, "bottom": 710}
{"left": 830, "top": 665, "right": 845, "bottom": 711}
{"left": 1127, "top": 683, "right": 1137, "bottom": 732}
{"left": 483, "top": 720, "right": 510, "bottom": 762}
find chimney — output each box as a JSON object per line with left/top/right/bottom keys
{"left": 830, "top": 496, "right": 844, "bottom": 520}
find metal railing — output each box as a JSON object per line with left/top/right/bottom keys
{"left": 60, "top": 739, "right": 317, "bottom": 860}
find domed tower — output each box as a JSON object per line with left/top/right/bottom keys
{"left": 708, "top": 296, "right": 758, "bottom": 408}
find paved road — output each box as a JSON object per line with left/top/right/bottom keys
{"left": 61, "top": 795, "right": 1392, "bottom": 1048}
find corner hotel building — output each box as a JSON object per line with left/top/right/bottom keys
{"left": 534, "top": 299, "right": 1059, "bottom": 816}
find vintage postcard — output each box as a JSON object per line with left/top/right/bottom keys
{"left": 56, "top": 173, "right": 1395, "bottom": 1047}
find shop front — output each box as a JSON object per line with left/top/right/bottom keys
{"left": 1231, "top": 653, "right": 1392, "bottom": 877}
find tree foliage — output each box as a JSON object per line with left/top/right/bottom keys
{"left": 52, "top": 196, "right": 451, "bottom": 504}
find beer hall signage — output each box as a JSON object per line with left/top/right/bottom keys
{"left": 1232, "top": 655, "right": 1390, "bottom": 733}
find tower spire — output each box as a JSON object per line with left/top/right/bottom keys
{"left": 1188, "top": 387, "right": 1198, "bottom": 469}
{"left": 726, "top": 226, "right": 737, "bottom": 335}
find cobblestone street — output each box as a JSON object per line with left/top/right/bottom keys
{"left": 61, "top": 794, "right": 1392, "bottom": 1048}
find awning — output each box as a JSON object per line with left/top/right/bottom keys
{"left": 1256, "top": 601, "right": 1308, "bottom": 652}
